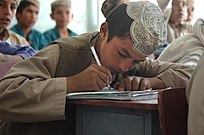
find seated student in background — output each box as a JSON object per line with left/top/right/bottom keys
{"left": 0, "top": 2, "right": 193, "bottom": 135}
{"left": 157, "top": 0, "right": 194, "bottom": 23}
{"left": 165, "top": 0, "right": 192, "bottom": 43}
{"left": 186, "top": 47, "right": 204, "bottom": 135}
{"left": 44, "top": 0, "right": 78, "bottom": 43}
{"left": 158, "top": 18, "right": 204, "bottom": 67}
{"left": 154, "top": 0, "right": 193, "bottom": 58}
{"left": 0, "top": 0, "right": 35, "bottom": 62}
{"left": 10, "top": 0, "right": 48, "bottom": 50}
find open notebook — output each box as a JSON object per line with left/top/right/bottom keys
{"left": 67, "top": 87, "right": 158, "bottom": 101}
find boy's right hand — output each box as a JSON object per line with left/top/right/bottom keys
{"left": 66, "top": 64, "right": 112, "bottom": 93}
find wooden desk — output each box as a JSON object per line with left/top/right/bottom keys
{"left": 69, "top": 99, "right": 160, "bottom": 135}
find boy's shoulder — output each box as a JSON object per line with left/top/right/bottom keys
{"left": 8, "top": 30, "right": 29, "bottom": 46}
{"left": 44, "top": 28, "right": 56, "bottom": 34}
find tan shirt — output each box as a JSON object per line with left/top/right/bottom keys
{"left": 0, "top": 32, "right": 194, "bottom": 135}
{"left": 186, "top": 53, "right": 204, "bottom": 135}
{"left": 167, "top": 22, "right": 193, "bottom": 43}
{"left": 185, "top": 18, "right": 204, "bottom": 135}
{"left": 0, "top": 29, "right": 29, "bottom": 45}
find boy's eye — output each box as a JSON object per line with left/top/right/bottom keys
{"left": 118, "top": 50, "right": 128, "bottom": 57}
{"left": 10, "top": 4, "right": 17, "bottom": 11}
{"left": 133, "top": 59, "right": 145, "bottom": 64}
{"left": 0, "top": 2, "right": 5, "bottom": 8}
{"left": 66, "top": 11, "right": 70, "bottom": 14}
{"left": 0, "top": 2, "right": 17, "bottom": 11}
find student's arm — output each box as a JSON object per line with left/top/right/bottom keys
{"left": 114, "top": 75, "right": 165, "bottom": 91}
{"left": 0, "top": 52, "right": 23, "bottom": 62}
{"left": 114, "top": 58, "right": 194, "bottom": 90}
{"left": 14, "top": 45, "right": 36, "bottom": 59}
{"left": 0, "top": 44, "right": 111, "bottom": 123}
{"left": 0, "top": 45, "right": 66, "bottom": 122}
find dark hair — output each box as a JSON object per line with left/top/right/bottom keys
{"left": 106, "top": 4, "right": 133, "bottom": 42}
{"left": 101, "top": 0, "right": 120, "bottom": 18}
{"left": 16, "top": 1, "right": 33, "bottom": 14}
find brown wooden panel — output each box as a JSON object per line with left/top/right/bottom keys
{"left": 158, "top": 87, "right": 188, "bottom": 135}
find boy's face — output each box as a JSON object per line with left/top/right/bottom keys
{"left": 51, "top": 6, "right": 73, "bottom": 27}
{"left": 99, "top": 23, "right": 146, "bottom": 75}
{"left": 170, "top": 0, "right": 187, "bottom": 23}
{"left": 0, "top": 0, "right": 17, "bottom": 29}
{"left": 187, "top": 7, "right": 194, "bottom": 22}
{"left": 16, "top": 4, "right": 39, "bottom": 28}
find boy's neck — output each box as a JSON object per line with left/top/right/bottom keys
{"left": 0, "top": 28, "right": 4, "bottom": 34}
{"left": 57, "top": 26, "right": 69, "bottom": 37}
{"left": 57, "top": 25, "right": 67, "bottom": 31}
{"left": 0, "top": 28, "right": 6, "bottom": 40}
{"left": 18, "top": 24, "right": 31, "bottom": 34}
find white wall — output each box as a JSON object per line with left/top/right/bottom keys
{"left": 192, "top": 0, "right": 204, "bottom": 24}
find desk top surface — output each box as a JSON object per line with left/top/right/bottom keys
{"left": 69, "top": 99, "right": 158, "bottom": 110}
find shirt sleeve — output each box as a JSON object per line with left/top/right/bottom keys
{"left": 0, "top": 42, "right": 36, "bottom": 59}
{"left": 14, "top": 45, "right": 36, "bottom": 59}
{"left": 0, "top": 44, "right": 67, "bottom": 122}
{"left": 130, "top": 58, "right": 194, "bottom": 88}
{"left": 0, "top": 42, "right": 19, "bottom": 54}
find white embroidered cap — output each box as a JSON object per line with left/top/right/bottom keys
{"left": 126, "top": 1, "right": 167, "bottom": 56}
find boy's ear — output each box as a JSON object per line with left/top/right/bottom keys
{"left": 50, "top": 13, "right": 54, "bottom": 20}
{"left": 16, "top": 12, "right": 20, "bottom": 20}
{"left": 99, "top": 22, "right": 108, "bottom": 39}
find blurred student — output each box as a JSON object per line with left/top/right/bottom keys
{"left": 160, "top": 0, "right": 192, "bottom": 42}
{"left": 0, "top": 0, "right": 36, "bottom": 62}
{"left": 154, "top": 0, "right": 192, "bottom": 58}
{"left": 158, "top": 18, "right": 204, "bottom": 67}
{"left": 157, "top": 0, "right": 194, "bottom": 22}
{"left": 44, "top": 0, "right": 78, "bottom": 43}
{"left": 0, "top": 2, "right": 193, "bottom": 135}
{"left": 10, "top": 0, "right": 48, "bottom": 50}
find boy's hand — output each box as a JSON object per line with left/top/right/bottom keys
{"left": 66, "top": 64, "right": 112, "bottom": 93}
{"left": 113, "top": 76, "right": 165, "bottom": 91}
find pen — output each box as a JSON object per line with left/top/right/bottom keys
{"left": 91, "top": 46, "right": 111, "bottom": 89}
